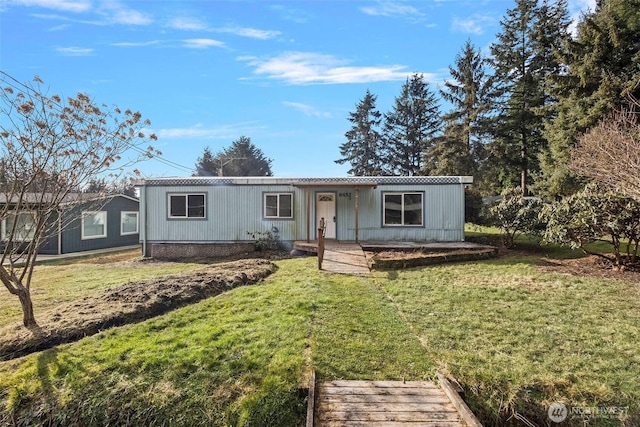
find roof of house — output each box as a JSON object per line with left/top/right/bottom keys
{"left": 135, "top": 176, "right": 473, "bottom": 187}
{"left": 0, "top": 192, "right": 138, "bottom": 205}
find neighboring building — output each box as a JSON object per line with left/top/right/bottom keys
{"left": 0, "top": 194, "right": 140, "bottom": 255}
{"left": 135, "top": 176, "right": 472, "bottom": 259}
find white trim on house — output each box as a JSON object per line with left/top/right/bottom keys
{"left": 81, "top": 211, "right": 107, "bottom": 240}
{"left": 120, "top": 211, "right": 139, "bottom": 235}
{"left": 1, "top": 211, "right": 37, "bottom": 242}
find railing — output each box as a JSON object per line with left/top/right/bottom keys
{"left": 317, "top": 218, "right": 326, "bottom": 269}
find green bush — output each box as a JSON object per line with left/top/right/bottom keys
{"left": 488, "top": 187, "right": 543, "bottom": 248}
{"left": 542, "top": 184, "right": 640, "bottom": 267}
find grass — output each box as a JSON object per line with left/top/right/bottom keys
{"left": 375, "top": 258, "right": 640, "bottom": 425}
{"left": 1, "top": 238, "right": 640, "bottom": 426}
{"left": 0, "top": 249, "right": 205, "bottom": 328}
{"left": 465, "top": 223, "right": 616, "bottom": 259}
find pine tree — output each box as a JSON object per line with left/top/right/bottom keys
{"left": 489, "top": 0, "right": 545, "bottom": 195}
{"left": 195, "top": 136, "right": 273, "bottom": 177}
{"left": 335, "top": 89, "right": 383, "bottom": 176}
{"left": 382, "top": 74, "right": 441, "bottom": 176}
{"left": 536, "top": 0, "right": 640, "bottom": 199}
{"left": 430, "top": 122, "right": 475, "bottom": 176}
{"left": 436, "top": 40, "right": 493, "bottom": 180}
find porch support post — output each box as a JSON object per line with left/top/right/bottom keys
{"left": 355, "top": 186, "right": 359, "bottom": 243}
{"left": 305, "top": 187, "right": 310, "bottom": 242}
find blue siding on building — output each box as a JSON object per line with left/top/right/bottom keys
{"left": 138, "top": 176, "right": 470, "bottom": 248}
{"left": 60, "top": 196, "right": 140, "bottom": 253}
{"left": 1, "top": 195, "right": 139, "bottom": 255}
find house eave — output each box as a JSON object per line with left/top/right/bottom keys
{"left": 134, "top": 176, "right": 473, "bottom": 187}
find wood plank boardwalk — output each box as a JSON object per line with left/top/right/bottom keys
{"left": 321, "top": 242, "right": 370, "bottom": 275}
{"left": 316, "top": 380, "right": 469, "bottom": 426}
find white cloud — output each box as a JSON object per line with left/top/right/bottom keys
{"left": 360, "top": 1, "right": 423, "bottom": 19}
{"left": 451, "top": 14, "right": 494, "bottom": 35}
{"left": 239, "top": 51, "right": 422, "bottom": 85}
{"left": 24, "top": 1, "right": 152, "bottom": 26}
{"left": 168, "top": 16, "right": 207, "bottom": 31}
{"left": 182, "top": 38, "right": 225, "bottom": 49}
{"left": 568, "top": 0, "right": 597, "bottom": 36}
{"left": 283, "top": 101, "right": 331, "bottom": 118}
{"left": 216, "top": 26, "right": 281, "bottom": 40}
{"left": 98, "top": 2, "right": 152, "bottom": 25}
{"left": 154, "top": 122, "right": 265, "bottom": 140}
{"left": 111, "top": 40, "right": 162, "bottom": 47}
{"left": 12, "top": 0, "right": 91, "bottom": 13}
{"left": 56, "top": 46, "right": 93, "bottom": 55}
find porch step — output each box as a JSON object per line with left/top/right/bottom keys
{"left": 322, "top": 243, "right": 370, "bottom": 275}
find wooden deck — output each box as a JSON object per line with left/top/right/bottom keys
{"left": 315, "top": 380, "right": 477, "bottom": 426}
{"left": 293, "top": 240, "right": 497, "bottom": 275}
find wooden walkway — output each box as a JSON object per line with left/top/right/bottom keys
{"left": 321, "top": 242, "right": 370, "bottom": 275}
{"left": 315, "top": 380, "right": 475, "bottom": 426}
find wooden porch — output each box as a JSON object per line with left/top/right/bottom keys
{"left": 294, "top": 240, "right": 497, "bottom": 275}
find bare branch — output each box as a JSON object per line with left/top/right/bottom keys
{"left": 0, "top": 73, "right": 157, "bottom": 328}
{"left": 570, "top": 104, "right": 640, "bottom": 199}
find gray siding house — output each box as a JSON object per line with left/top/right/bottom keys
{"left": 136, "top": 176, "right": 472, "bottom": 258}
{"left": 1, "top": 194, "right": 140, "bottom": 255}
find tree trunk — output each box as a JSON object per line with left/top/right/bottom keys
{"left": 16, "top": 287, "right": 38, "bottom": 328}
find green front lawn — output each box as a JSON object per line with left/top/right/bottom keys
{"left": 1, "top": 242, "right": 638, "bottom": 426}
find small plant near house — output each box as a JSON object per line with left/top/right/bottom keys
{"left": 488, "top": 186, "right": 543, "bottom": 248}
{"left": 247, "top": 228, "right": 281, "bottom": 251}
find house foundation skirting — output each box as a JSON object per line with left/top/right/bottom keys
{"left": 149, "top": 242, "right": 255, "bottom": 260}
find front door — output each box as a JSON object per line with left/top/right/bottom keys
{"left": 316, "top": 192, "right": 336, "bottom": 239}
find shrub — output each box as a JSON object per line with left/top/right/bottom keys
{"left": 542, "top": 184, "right": 640, "bottom": 267}
{"left": 247, "top": 228, "right": 281, "bottom": 251}
{"left": 489, "top": 187, "right": 543, "bottom": 248}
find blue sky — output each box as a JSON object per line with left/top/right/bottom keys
{"left": 1, "top": 0, "right": 595, "bottom": 178}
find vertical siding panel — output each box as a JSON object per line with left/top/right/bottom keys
{"left": 142, "top": 179, "right": 466, "bottom": 244}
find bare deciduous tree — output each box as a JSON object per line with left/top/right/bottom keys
{"left": 570, "top": 104, "right": 640, "bottom": 199}
{"left": 0, "top": 73, "right": 158, "bottom": 329}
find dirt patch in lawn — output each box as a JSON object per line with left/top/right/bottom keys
{"left": 537, "top": 255, "right": 640, "bottom": 279}
{"left": 0, "top": 258, "right": 277, "bottom": 361}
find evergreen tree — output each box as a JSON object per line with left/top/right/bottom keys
{"left": 489, "top": 0, "right": 546, "bottom": 195}
{"left": 195, "top": 136, "right": 273, "bottom": 177}
{"left": 382, "top": 73, "right": 441, "bottom": 176}
{"left": 436, "top": 40, "right": 493, "bottom": 180}
{"left": 430, "top": 122, "right": 475, "bottom": 176}
{"left": 536, "top": 0, "right": 640, "bottom": 199}
{"left": 335, "top": 89, "right": 383, "bottom": 176}
{"left": 194, "top": 147, "right": 217, "bottom": 176}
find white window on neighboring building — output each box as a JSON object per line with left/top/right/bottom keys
{"left": 264, "top": 193, "right": 293, "bottom": 219}
{"left": 2, "top": 212, "right": 37, "bottom": 241}
{"left": 168, "top": 194, "right": 206, "bottom": 218}
{"left": 383, "top": 192, "right": 423, "bottom": 226}
{"left": 82, "top": 211, "right": 107, "bottom": 239}
{"left": 120, "top": 211, "right": 139, "bottom": 235}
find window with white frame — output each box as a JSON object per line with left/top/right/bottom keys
{"left": 383, "top": 192, "right": 423, "bottom": 226}
{"left": 168, "top": 193, "right": 206, "bottom": 218}
{"left": 82, "top": 211, "right": 107, "bottom": 239}
{"left": 2, "top": 212, "right": 37, "bottom": 241}
{"left": 264, "top": 193, "right": 293, "bottom": 219}
{"left": 120, "top": 211, "right": 139, "bottom": 235}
